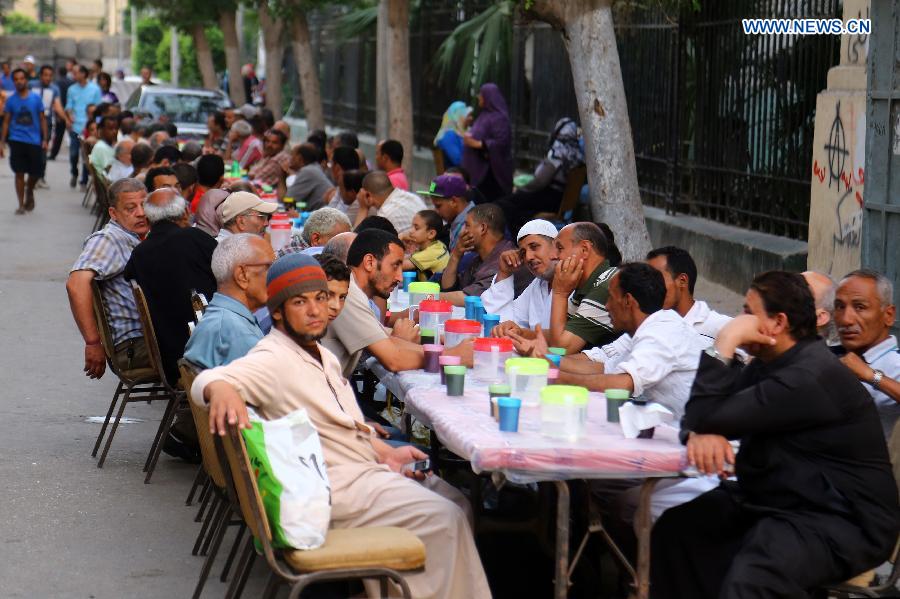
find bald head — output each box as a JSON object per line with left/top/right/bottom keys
{"left": 144, "top": 187, "right": 189, "bottom": 226}
{"left": 273, "top": 120, "right": 291, "bottom": 139}
{"left": 322, "top": 231, "right": 358, "bottom": 263}
{"left": 115, "top": 139, "right": 135, "bottom": 164}
{"left": 802, "top": 270, "right": 837, "bottom": 342}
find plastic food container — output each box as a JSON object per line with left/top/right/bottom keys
{"left": 268, "top": 212, "right": 292, "bottom": 251}
{"left": 540, "top": 385, "right": 589, "bottom": 442}
{"left": 444, "top": 319, "right": 482, "bottom": 347}
{"left": 472, "top": 337, "right": 514, "bottom": 382}
{"left": 505, "top": 357, "right": 550, "bottom": 407}
{"left": 419, "top": 299, "right": 453, "bottom": 336}
{"left": 408, "top": 282, "right": 440, "bottom": 312}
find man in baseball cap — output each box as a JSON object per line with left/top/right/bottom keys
{"left": 22, "top": 56, "right": 37, "bottom": 80}
{"left": 483, "top": 218, "right": 560, "bottom": 337}
{"left": 215, "top": 191, "right": 277, "bottom": 241}
{"left": 418, "top": 173, "right": 471, "bottom": 251}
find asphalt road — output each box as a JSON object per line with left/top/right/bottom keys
{"left": 0, "top": 157, "right": 267, "bottom": 598}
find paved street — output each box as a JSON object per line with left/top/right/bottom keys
{"left": 0, "top": 157, "right": 268, "bottom": 598}
{"left": 0, "top": 156, "right": 744, "bottom": 598}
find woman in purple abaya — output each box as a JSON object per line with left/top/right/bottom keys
{"left": 461, "top": 83, "right": 513, "bottom": 202}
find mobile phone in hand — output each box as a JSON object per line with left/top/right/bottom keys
{"left": 401, "top": 458, "right": 431, "bottom": 474}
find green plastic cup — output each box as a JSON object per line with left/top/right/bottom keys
{"left": 444, "top": 365, "right": 467, "bottom": 397}
{"left": 548, "top": 347, "right": 567, "bottom": 356}
{"left": 604, "top": 388, "right": 630, "bottom": 423}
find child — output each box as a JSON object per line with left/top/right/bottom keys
{"left": 403, "top": 209, "right": 450, "bottom": 281}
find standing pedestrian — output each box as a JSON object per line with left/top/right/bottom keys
{"left": 0, "top": 68, "right": 47, "bottom": 214}
{"left": 29, "top": 64, "right": 65, "bottom": 189}
{"left": 64, "top": 65, "right": 101, "bottom": 190}
{"left": 49, "top": 66, "right": 71, "bottom": 160}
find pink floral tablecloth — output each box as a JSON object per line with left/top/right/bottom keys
{"left": 369, "top": 362, "right": 689, "bottom": 484}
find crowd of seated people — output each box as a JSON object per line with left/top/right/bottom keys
{"left": 66, "top": 80, "right": 900, "bottom": 598}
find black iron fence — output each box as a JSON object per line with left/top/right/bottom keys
{"left": 296, "top": 0, "right": 840, "bottom": 240}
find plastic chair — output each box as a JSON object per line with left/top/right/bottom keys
{"left": 129, "top": 281, "right": 186, "bottom": 483}
{"left": 90, "top": 280, "right": 173, "bottom": 474}
{"left": 215, "top": 424, "right": 425, "bottom": 599}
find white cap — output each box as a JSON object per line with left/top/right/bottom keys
{"left": 220, "top": 192, "right": 277, "bottom": 222}
{"left": 238, "top": 104, "right": 259, "bottom": 119}
{"left": 23, "top": 55, "right": 35, "bottom": 65}
{"left": 516, "top": 219, "right": 559, "bottom": 242}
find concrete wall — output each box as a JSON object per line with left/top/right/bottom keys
{"left": 0, "top": 35, "right": 130, "bottom": 70}
{"left": 807, "top": 0, "right": 870, "bottom": 277}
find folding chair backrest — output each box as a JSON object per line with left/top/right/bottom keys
{"left": 220, "top": 425, "right": 274, "bottom": 545}
{"left": 130, "top": 281, "right": 168, "bottom": 385}
{"left": 556, "top": 165, "right": 587, "bottom": 222}
{"left": 191, "top": 289, "right": 209, "bottom": 321}
{"left": 90, "top": 278, "right": 117, "bottom": 367}
{"left": 431, "top": 147, "right": 446, "bottom": 176}
{"left": 179, "top": 361, "right": 228, "bottom": 489}
{"left": 888, "top": 418, "right": 900, "bottom": 498}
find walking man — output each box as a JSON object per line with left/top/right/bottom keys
{"left": 29, "top": 64, "right": 65, "bottom": 189}
{"left": 64, "top": 65, "right": 101, "bottom": 190}
{"left": 0, "top": 68, "right": 47, "bottom": 214}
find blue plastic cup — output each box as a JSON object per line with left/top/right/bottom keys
{"left": 474, "top": 304, "right": 485, "bottom": 324}
{"left": 482, "top": 313, "right": 501, "bottom": 336}
{"left": 402, "top": 272, "right": 417, "bottom": 292}
{"left": 545, "top": 353, "right": 562, "bottom": 368}
{"left": 464, "top": 296, "right": 481, "bottom": 320}
{"left": 497, "top": 397, "right": 522, "bottom": 432}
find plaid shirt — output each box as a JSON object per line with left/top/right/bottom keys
{"left": 277, "top": 234, "right": 309, "bottom": 258}
{"left": 71, "top": 220, "right": 143, "bottom": 345}
{"left": 248, "top": 150, "right": 292, "bottom": 188}
{"left": 376, "top": 188, "right": 427, "bottom": 235}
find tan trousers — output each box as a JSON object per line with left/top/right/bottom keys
{"left": 329, "top": 465, "right": 492, "bottom": 599}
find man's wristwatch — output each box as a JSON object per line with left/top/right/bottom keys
{"left": 704, "top": 346, "right": 732, "bottom": 366}
{"left": 871, "top": 369, "right": 884, "bottom": 390}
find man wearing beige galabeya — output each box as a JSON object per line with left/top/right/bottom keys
{"left": 191, "top": 253, "right": 491, "bottom": 599}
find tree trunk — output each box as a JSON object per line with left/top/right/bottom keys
{"left": 529, "top": 0, "right": 651, "bottom": 261}
{"left": 191, "top": 23, "right": 218, "bottom": 90}
{"left": 220, "top": 11, "right": 245, "bottom": 105}
{"left": 290, "top": 12, "right": 325, "bottom": 132}
{"left": 375, "top": 0, "right": 390, "bottom": 140}
{"left": 258, "top": 2, "right": 285, "bottom": 119}
{"left": 386, "top": 0, "right": 413, "bottom": 167}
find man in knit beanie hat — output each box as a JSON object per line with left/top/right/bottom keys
{"left": 191, "top": 253, "right": 491, "bottom": 599}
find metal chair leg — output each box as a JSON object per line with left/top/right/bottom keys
{"left": 193, "top": 495, "right": 221, "bottom": 556}
{"left": 201, "top": 499, "right": 229, "bottom": 556}
{"left": 261, "top": 571, "right": 281, "bottom": 599}
{"left": 221, "top": 523, "right": 246, "bottom": 582}
{"left": 97, "top": 387, "right": 133, "bottom": 468}
{"left": 92, "top": 381, "right": 124, "bottom": 457}
{"left": 192, "top": 502, "right": 232, "bottom": 599}
{"left": 195, "top": 479, "right": 213, "bottom": 522}
{"left": 143, "top": 395, "right": 181, "bottom": 483}
{"left": 186, "top": 466, "right": 207, "bottom": 506}
{"left": 225, "top": 535, "right": 255, "bottom": 599}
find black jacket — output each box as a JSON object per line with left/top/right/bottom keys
{"left": 124, "top": 220, "right": 216, "bottom": 384}
{"left": 683, "top": 339, "right": 898, "bottom": 554}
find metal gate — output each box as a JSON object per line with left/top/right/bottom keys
{"left": 864, "top": 1, "right": 900, "bottom": 335}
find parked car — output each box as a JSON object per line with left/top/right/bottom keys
{"left": 125, "top": 86, "right": 232, "bottom": 141}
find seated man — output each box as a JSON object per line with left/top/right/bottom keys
{"left": 419, "top": 174, "right": 472, "bottom": 252}
{"left": 107, "top": 139, "right": 135, "bottom": 183}
{"left": 286, "top": 143, "right": 333, "bottom": 212}
{"left": 321, "top": 229, "right": 425, "bottom": 377}
{"left": 215, "top": 191, "right": 277, "bottom": 242}
{"left": 292, "top": 206, "right": 351, "bottom": 257}
{"left": 834, "top": 269, "right": 900, "bottom": 439}
{"left": 123, "top": 188, "right": 217, "bottom": 385}
{"left": 355, "top": 170, "right": 426, "bottom": 235}
{"left": 440, "top": 203, "right": 531, "bottom": 307}
{"left": 192, "top": 254, "right": 491, "bottom": 599}
{"left": 89, "top": 115, "right": 118, "bottom": 179}
{"left": 555, "top": 263, "right": 708, "bottom": 419}
{"left": 315, "top": 253, "right": 351, "bottom": 323}
{"left": 326, "top": 149, "right": 364, "bottom": 224}
{"left": 190, "top": 154, "right": 225, "bottom": 214}
{"left": 144, "top": 165, "right": 179, "bottom": 193}
{"left": 375, "top": 139, "right": 409, "bottom": 190}
{"left": 802, "top": 270, "right": 839, "bottom": 345}
{"left": 66, "top": 178, "right": 150, "bottom": 378}
{"left": 484, "top": 218, "right": 558, "bottom": 333}
{"left": 248, "top": 128, "right": 291, "bottom": 191}
{"left": 182, "top": 234, "right": 274, "bottom": 369}
{"left": 652, "top": 271, "right": 899, "bottom": 598}
{"left": 321, "top": 231, "right": 357, "bottom": 263}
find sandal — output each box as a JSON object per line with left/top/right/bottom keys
{"left": 25, "top": 191, "right": 34, "bottom": 211}
{"left": 15, "top": 208, "right": 25, "bottom": 215}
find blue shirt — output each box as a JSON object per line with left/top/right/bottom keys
{"left": 437, "top": 130, "right": 463, "bottom": 167}
{"left": 4, "top": 91, "right": 43, "bottom": 146}
{"left": 65, "top": 81, "right": 101, "bottom": 132}
{"left": 0, "top": 74, "right": 14, "bottom": 92}
{"left": 183, "top": 293, "right": 264, "bottom": 369}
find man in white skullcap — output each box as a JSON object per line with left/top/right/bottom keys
{"left": 482, "top": 218, "right": 559, "bottom": 337}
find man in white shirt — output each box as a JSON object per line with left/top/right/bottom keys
{"left": 107, "top": 139, "right": 135, "bottom": 183}
{"left": 557, "top": 262, "right": 708, "bottom": 418}
{"left": 355, "top": 171, "right": 426, "bottom": 235}
{"left": 834, "top": 269, "right": 900, "bottom": 439}
{"left": 482, "top": 218, "right": 558, "bottom": 333}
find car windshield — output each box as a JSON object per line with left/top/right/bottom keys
{"left": 140, "top": 92, "right": 226, "bottom": 124}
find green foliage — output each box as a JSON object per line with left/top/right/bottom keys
{"left": 333, "top": 4, "right": 377, "bottom": 41}
{"left": 134, "top": 15, "right": 164, "bottom": 73}
{"left": 433, "top": 1, "right": 514, "bottom": 97}
{"left": 2, "top": 11, "right": 55, "bottom": 34}
{"left": 153, "top": 25, "right": 225, "bottom": 86}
